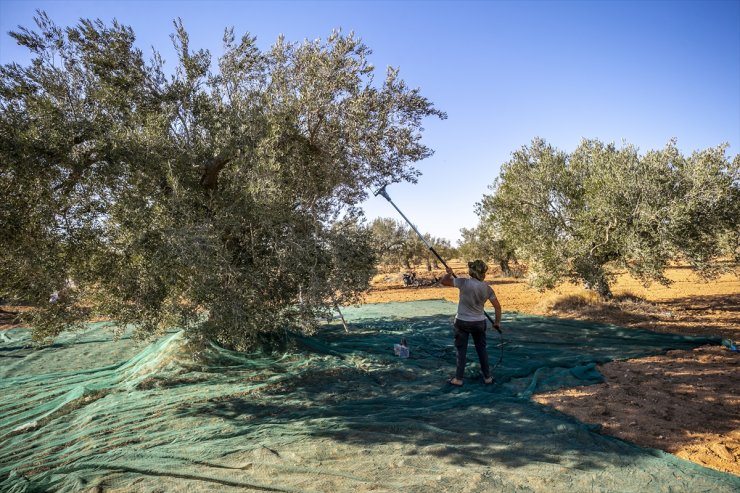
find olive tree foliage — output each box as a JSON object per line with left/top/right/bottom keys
{"left": 369, "top": 218, "right": 409, "bottom": 268}
{"left": 0, "top": 13, "right": 445, "bottom": 348}
{"left": 479, "top": 138, "right": 739, "bottom": 298}
{"left": 369, "top": 217, "right": 454, "bottom": 271}
{"left": 411, "top": 234, "right": 455, "bottom": 271}
{"left": 458, "top": 222, "right": 516, "bottom": 276}
{"left": 424, "top": 236, "right": 456, "bottom": 270}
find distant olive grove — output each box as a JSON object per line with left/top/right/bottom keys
{"left": 461, "top": 138, "right": 739, "bottom": 298}
{"left": 368, "top": 218, "right": 456, "bottom": 272}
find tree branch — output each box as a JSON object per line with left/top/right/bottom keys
{"left": 199, "top": 151, "right": 232, "bottom": 189}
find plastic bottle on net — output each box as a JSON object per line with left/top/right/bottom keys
{"left": 394, "top": 338, "right": 410, "bottom": 358}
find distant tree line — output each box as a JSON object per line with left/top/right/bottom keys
{"left": 457, "top": 223, "right": 518, "bottom": 277}
{"left": 460, "top": 138, "right": 739, "bottom": 298}
{"left": 369, "top": 218, "right": 456, "bottom": 271}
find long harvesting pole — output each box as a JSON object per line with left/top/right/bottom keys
{"left": 374, "top": 185, "right": 501, "bottom": 334}
{"left": 374, "top": 186, "right": 451, "bottom": 271}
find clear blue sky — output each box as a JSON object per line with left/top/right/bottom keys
{"left": 2, "top": 0, "right": 738, "bottom": 243}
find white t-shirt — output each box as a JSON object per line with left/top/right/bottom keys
{"left": 453, "top": 277, "right": 497, "bottom": 322}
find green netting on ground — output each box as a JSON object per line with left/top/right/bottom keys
{"left": 1, "top": 299, "right": 738, "bottom": 492}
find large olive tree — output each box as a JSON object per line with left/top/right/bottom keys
{"left": 479, "top": 138, "right": 738, "bottom": 298}
{"left": 0, "top": 13, "right": 445, "bottom": 347}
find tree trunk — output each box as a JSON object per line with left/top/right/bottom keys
{"left": 577, "top": 257, "right": 613, "bottom": 300}
{"left": 334, "top": 302, "right": 349, "bottom": 332}
{"left": 200, "top": 152, "right": 232, "bottom": 189}
{"left": 499, "top": 259, "right": 512, "bottom": 277}
{"left": 585, "top": 275, "right": 612, "bottom": 299}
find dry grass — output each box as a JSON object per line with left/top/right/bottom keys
{"left": 367, "top": 260, "right": 739, "bottom": 339}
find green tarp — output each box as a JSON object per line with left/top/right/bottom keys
{"left": 1, "top": 300, "right": 738, "bottom": 492}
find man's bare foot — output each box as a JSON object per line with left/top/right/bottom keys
{"left": 483, "top": 376, "right": 494, "bottom": 385}
{"left": 448, "top": 378, "right": 463, "bottom": 386}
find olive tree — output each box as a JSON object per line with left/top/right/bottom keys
{"left": 479, "top": 138, "right": 738, "bottom": 298}
{"left": 458, "top": 222, "right": 516, "bottom": 276}
{"left": 369, "top": 217, "right": 410, "bottom": 268}
{"left": 0, "top": 13, "right": 445, "bottom": 347}
{"left": 422, "top": 235, "right": 456, "bottom": 271}
{"left": 369, "top": 217, "right": 454, "bottom": 271}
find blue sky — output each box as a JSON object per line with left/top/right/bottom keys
{"left": 2, "top": 0, "right": 739, "bottom": 243}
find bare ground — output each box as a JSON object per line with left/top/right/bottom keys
{"left": 364, "top": 262, "right": 740, "bottom": 475}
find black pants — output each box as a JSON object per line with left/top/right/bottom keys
{"left": 453, "top": 319, "right": 491, "bottom": 380}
